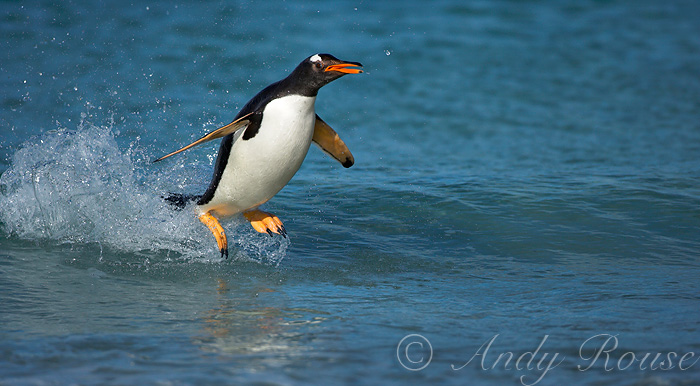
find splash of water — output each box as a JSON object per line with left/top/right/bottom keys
{"left": 0, "top": 113, "right": 288, "bottom": 265}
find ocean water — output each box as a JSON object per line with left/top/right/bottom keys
{"left": 2, "top": 1, "right": 700, "bottom": 385}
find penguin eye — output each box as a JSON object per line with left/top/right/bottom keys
{"left": 314, "top": 61, "right": 322, "bottom": 69}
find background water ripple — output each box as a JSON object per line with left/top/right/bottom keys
{"left": 2, "top": 1, "right": 700, "bottom": 385}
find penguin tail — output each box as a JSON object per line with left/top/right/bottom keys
{"left": 163, "top": 193, "right": 202, "bottom": 210}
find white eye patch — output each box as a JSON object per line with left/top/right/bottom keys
{"left": 310, "top": 54, "right": 322, "bottom": 63}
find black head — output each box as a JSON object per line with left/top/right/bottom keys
{"left": 285, "top": 53, "right": 363, "bottom": 95}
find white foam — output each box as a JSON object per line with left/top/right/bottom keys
{"left": 0, "top": 112, "right": 289, "bottom": 265}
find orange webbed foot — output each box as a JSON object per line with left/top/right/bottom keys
{"left": 199, "top": 212, "right": 229, "bottom": 258}
{"left": 243, "top": 210, "right": 287, "bottom": 238}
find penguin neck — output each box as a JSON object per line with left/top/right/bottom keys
{"left": 278, "top": 68, "right": 323, "bottom": 97}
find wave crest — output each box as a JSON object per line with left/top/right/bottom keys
{"left": 0, "top": 114, "right": 288, "bottom": 264}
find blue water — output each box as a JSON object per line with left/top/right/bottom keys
{"left": 2, "top": 1, "right": 700, "bottom": 385}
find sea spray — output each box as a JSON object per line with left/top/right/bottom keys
{"left": 0, "top": 113, "right": 288, "bottom": 265}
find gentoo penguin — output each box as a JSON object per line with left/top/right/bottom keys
{"left": 154, "top": 53, "right": 363, "bottom": 258}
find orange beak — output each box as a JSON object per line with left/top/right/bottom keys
{"left": 325, "top": 62, "right": 363, "bottom": 74}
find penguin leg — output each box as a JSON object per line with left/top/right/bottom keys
{"left": 243, "top": 210, "right": 287, "bottom": 238}
{"left": 198, "top": 212, "right": 229, "bottom": 258}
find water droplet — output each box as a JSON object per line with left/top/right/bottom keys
{"left": 385, "top": 50, "right": 391, "bottom": 56}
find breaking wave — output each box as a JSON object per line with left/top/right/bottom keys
{"left": 0, "top": 113, "right": 288, "bottom": 265}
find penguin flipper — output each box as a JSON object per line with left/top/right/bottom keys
{"left": 312, "top": 115, "right": 354, "bottom": 168}
{"left": 153, "top": 112, "right": 255, "bottom": 163}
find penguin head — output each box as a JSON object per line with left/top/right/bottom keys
{"left": 308, "top": 53, "right": 363, "bottom": 76}
{"left": 290, "top": 53, "right": 363, "bottom": 92}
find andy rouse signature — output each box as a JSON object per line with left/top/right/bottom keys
{"left": 397, "top": 333, "right": 699, "bottom": 385}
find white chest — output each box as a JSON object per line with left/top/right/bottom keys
{"left": 251, "top": 95, "right": 317, "bottom": 152}
{"left": 202, "top": 95, "right": 317, "bottom": 216}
